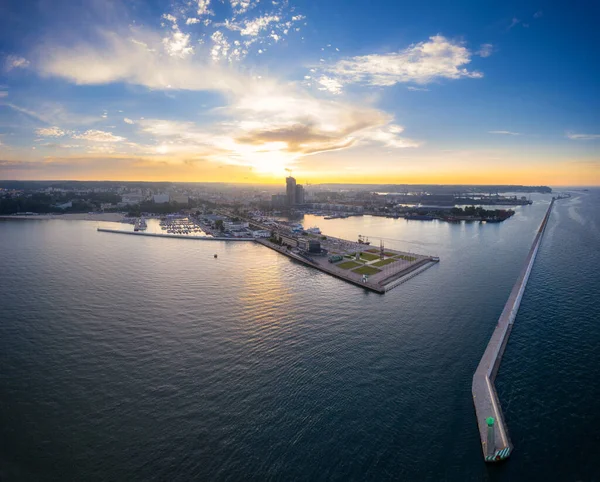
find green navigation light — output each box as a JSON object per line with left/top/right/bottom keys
{"left": 486, "top": 417, "right": 495, "bottom": 427}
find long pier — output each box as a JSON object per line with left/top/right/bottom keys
{"left": 472, "top": 199, "right": 554, "bottom": 462}
{"left": 96, "top": 227, "right": 254, "bottom": 241}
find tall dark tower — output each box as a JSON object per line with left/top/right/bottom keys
{"left": 295, "top": 184, "right": 305, "bottom": 205}
{"left": 286, "top": 176, "right": 297, "bottom": 207}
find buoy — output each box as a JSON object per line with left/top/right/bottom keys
{"left": 214, "top": 254, "right": 218, "bottom": 258}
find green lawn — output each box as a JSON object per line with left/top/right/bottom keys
{"left": 360, "top": 252, "right": 379, "bottom": 261}
{"left": 384, "top": 252, "right": 396, "bottom": 257}
{"left": 352, "top": 265, "right": 381, "bottom": 275}
{"left": 396, "top": 254, "right": 417, "bottom": 262}
{"left": 372, "top": 258, "right": 398, "bottom": 267}
{"left": 365, "top": 248, "right": 379, "bottom": 253}
{"left": 337, "top": 261, "right": 361, "bottom": 269}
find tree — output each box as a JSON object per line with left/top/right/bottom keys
{"left": 215, "top": 219, "right": 224, "bottom": 232}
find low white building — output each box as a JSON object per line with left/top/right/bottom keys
{"left": 122, "top": 194, "right": 145, "bottom": 205}
{"left": 153, "top": 194, "right": 170, "bottom": 204}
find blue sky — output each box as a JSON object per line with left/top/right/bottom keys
{"left": 0, "top": 0, "right": 598, "bottom": 184}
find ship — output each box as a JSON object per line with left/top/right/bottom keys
{"left": 305, "top": 226, "right": 321, "bottom": 234}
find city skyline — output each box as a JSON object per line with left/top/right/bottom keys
{"left": 0, "top": 0, "right": 598, "bottom": 185}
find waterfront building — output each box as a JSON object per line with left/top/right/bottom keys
{"left": 278, "top": 233, "right": 298, "bottom": 248}
{"left": 298, "top": 238, "right": 320, "bottom": 253}
{"left": 153, "top": 194, "right": 170, "bottom": 204}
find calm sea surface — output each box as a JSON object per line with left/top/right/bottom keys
{"left": 1, "top": 191, "right": 599, "bottom": 481}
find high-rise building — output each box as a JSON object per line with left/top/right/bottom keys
{"left": 286, "top": 176, "right": 296, "bottom": 206}
{"left": 295, "top": 184, "right": 305, "bottom": 205}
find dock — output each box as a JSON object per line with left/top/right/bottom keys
{"left": 472, "top": 200, "right": 554, "bottom": 462}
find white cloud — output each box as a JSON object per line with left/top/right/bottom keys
{"left": 534, "top": 10, "right": 543, "bottom": 18}
{"left": 508, "top": 18, "right": 520, "bottom": 29}
{"left": 186, "top": 17, "right": 200, "bottom": 25}
{"left": 316, "top": 76, "right": 343, "bottom": 94}
{"left": 477, "top": 44, "right": 493, "bottom": 58}
{"left": 36, "top": 126, "right": 68, "bottom": 137}
{"left": 489, "top": 130, "right": 521, "bottom": 135}
{"left": 239, "top": 15, "right": 280, "bottom": 36}
{"left": 163, "top": 28, "right": 194, "bottom": 58}
{"left": 210, "top": 31, "right": 231, "bottom": 62}
{"left": 407, "top": 86, "right": 429, "bottom": 92}
{"left": 124, "top": 118, "right": 134, "bottom": 124}
{"left": 230, "top": 0, "right": 252, "bottom": 15}
{"left": 320, "top": 35, "right": 483, "bottom": 88}
{"left": 566, "top": 133, "right": 600, "bottom": 140}
{"left": 41, "top": 143, "right": 80, "bottom": 149}
{"left": 361, "top": 124, "right": 421, "bottom": 148}
{"left": 32, "top": 23, "right": 417, "bottom": 172}
{"left": 197, "top": 0, "right": 212, "bottom": 16}
{"left": 0, "top": 91, "right": 7, "bottom": 98}
{"left": 37, "top": 28, "right": 247, "bottom": 93}
{"left": 162, "top": 14, "right": 177, "bottom": 24}
{"left": 5, "top": 55, "right": 30, "bottom": 71}
{"left": 73, "top": 130, "right": 125, "bottom": 142}
{"left": 134, "top": 84, "right": 418, "bottom": 173}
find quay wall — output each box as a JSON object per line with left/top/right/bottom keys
{"left": 255, "top": 239, "right": 386, "bottom": 293}
{"left": 382, "top": 259, "right": 438, "bottom": 292}
{"left": 472, "top": 199, "right": 554, "bottom": 463}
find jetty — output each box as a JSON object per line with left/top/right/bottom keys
{"left": 472, "top": 199, "right": 554, "bottom": 462}
{"left": 96, "top": 228, "right": 254, "bottom": 241}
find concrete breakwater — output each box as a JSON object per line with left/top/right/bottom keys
{"left": 472, "top": 200, "right": 554, "bottom": 463}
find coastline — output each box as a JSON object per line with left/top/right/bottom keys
{"left": 0, "top": 213, "right": 125, "bottom": 222}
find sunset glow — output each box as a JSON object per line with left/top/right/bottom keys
{"left": 0, "top": 0, "right": 598, "bottom": 185}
